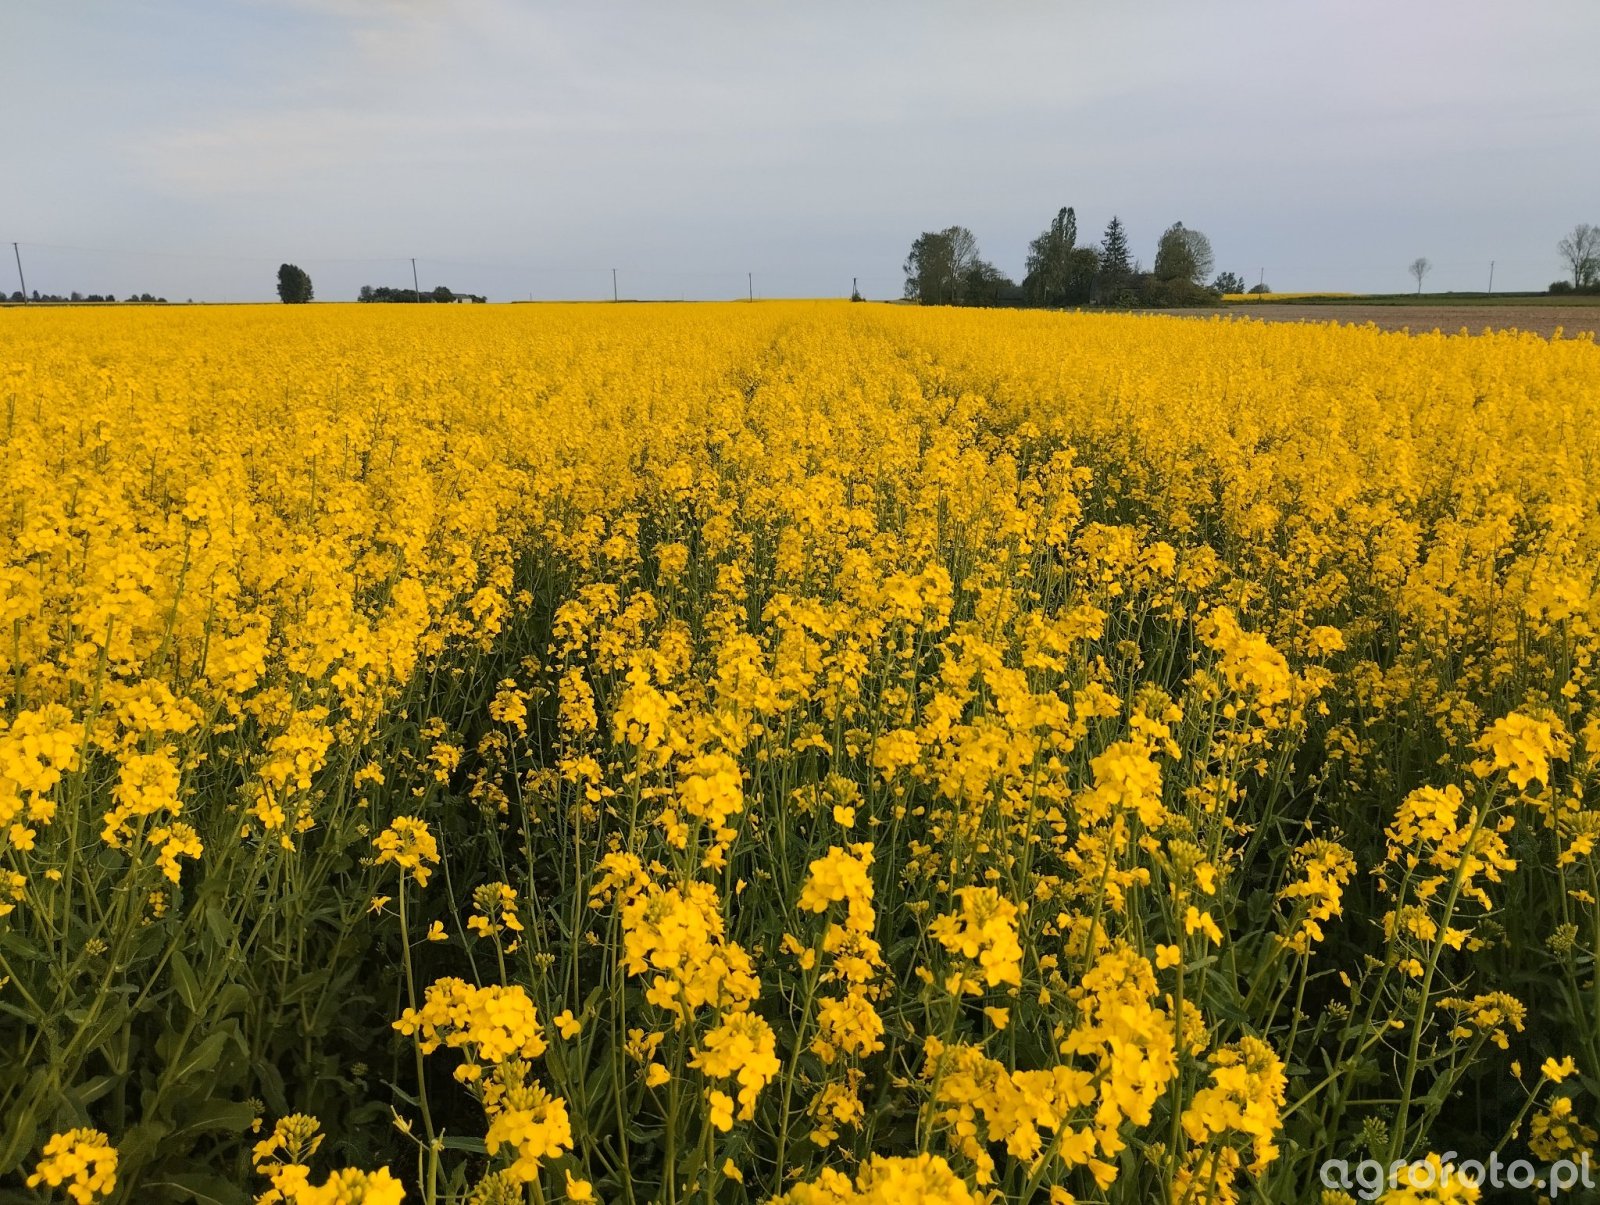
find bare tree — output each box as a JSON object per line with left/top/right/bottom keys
{"left": 903, "top": 226, "right": 985, "bottom": 305}
{"left": 945, "top": 226, "right": 979, "bottom": 280}
{"left": 1181, "top": 227, "right": 1215, "bottom": 283}
{"left": 1557, "top": 223, "right": 1600, "bottom": 289}
{"left": 1408, "top": 257, "right": 1431, "bottom": 295}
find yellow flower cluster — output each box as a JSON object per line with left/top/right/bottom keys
{"left": 773, "top": 1153, "right": 983, "bottom": 1205}
{"left": 1276, "top": 839, "right": 1357, "bottom": 953}
{"left": 591, "top": 854, "right": 760, "bottom": 1019}
{"left": 1529, "top": 1095, "right": 1600, "bottom": 1161}
{"left": 690, "top": 1011, "right": 781, "bottom": 1127}
{"left": 1179, "top": 1036, "right": 1288, "bottom": 1172}
{"left": 1472, "top": 712, "right": 1559, "bottom": 791}
{"left": 929, "top": 886, "right": 1025, "bottom": 993}
{"left": 393, "top": 978, "right": 549, "bottom": 1077}
{"left": 480, "top": 1061, "right": 574, "bottom": 1183}
{"left": 1377, "top": 1153, "right": 1482, "bottom": 1203}
{"left": 391, "top": 979, "right": 572, "bottom": 1187}
{"left": 26, "top": 1128, "right": 117, "bottom": 1205}
{"left": 922, "top": 1036, "right": 1099, "bottom": 1182}
{"left": 373, "top": 816, "right": 441, "bottom": 887}
{"left": 251, "top": 1114, "right": 403, "bottom": 1205}
{"left": 468, "top": 882, "right": 525, "bottom": 944}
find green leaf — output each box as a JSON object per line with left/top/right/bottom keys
{"left": 145, "top": 1171, "right": 250, "bottom": 1205}
{"left": 0, "top": 1100, "right": 41, "bottom": 1175}
{"left": 212, "top": 984, "right": 252, "bottom": 1020}
{"left": 117, "top": 1118, "right": 174, "bottom": 1166}
{"left": 163, "top": 1029, "right": 234, "bottom": 1088}
{"left": 173, "top": 1098, "right": 256, "bottom": 1140}
{"left": 171, "top": 949, "right": 202, "bottom": 1014}
{"left": 255, "top": 1059, "right": 287, "bottom": 1116}
{"left": 201, "top": 901, "right": 237, "bottom": 953}
{"left": 65, "top": 1074, "right": 120, "bottom": 1108}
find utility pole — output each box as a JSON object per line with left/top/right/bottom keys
{"left": 1488, "top": 260, "right": 1495, "bottom": 294}
{"left": 612, "top": 268, "right": 618, "bottom": 302}
{"left": 12, "top": 242, "right": 26, "bottom": 302}
{"left": 411, "top": 258, "right": 421, "bottom": 303}
{"left": 748, "top": 272, "right": 753, "bottom": 302}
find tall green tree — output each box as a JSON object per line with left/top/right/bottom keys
{"left": 1024, "top": 206, "right": 1078, "bottom": 306}
{"left": 1098, "top": 216, "right": 1132, "bottom": 298}
{"left": 276, "top": 263, "right": 313, "bottom": 304}
{"left": 1153, "top": 224, "right": 1193, "bottom": 282}
{"left": 1154, "top": 222, "right": 1213, "bottom": 284}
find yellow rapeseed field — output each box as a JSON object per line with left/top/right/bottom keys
{"left": 1, "top": 302, "right": 1597, "bottom": 1204}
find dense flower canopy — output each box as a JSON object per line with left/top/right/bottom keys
{"left": 1, "top": 302, "right": 1597, "bottom": 1202}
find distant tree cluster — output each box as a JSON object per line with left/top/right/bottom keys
{"left": 902, "top": 227, "right": 1011, "bottom": 306}
{"left": 1552, "top": 224, "right": 1600, "bottom": 293}
{"left": 904, "top": 209, "right": 1240, "bottom": 309}
{"left": 358, "top": 285, "right": 486, "bottom": 303}
{"left": 6, "top": 290, "right": 165, "bottom": 303}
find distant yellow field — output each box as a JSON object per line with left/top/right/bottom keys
{"left": 2, "top": 303, "right": 1597, "bottom": 1203}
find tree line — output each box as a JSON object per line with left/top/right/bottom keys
{"left": 276, "top": 265, "right": 487, "bottom": 303}
{"left": 903, "top": 208, "right": 1256, "bottom": 308}
{"left": 6, "top": 291, "right": 169, "bottom": 303}
{"left": 358, "top": 285, "right": 486, "bottom": 303}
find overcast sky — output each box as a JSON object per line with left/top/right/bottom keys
{"left": 5, "top": 0, "right": 1598, "bottom": 302}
